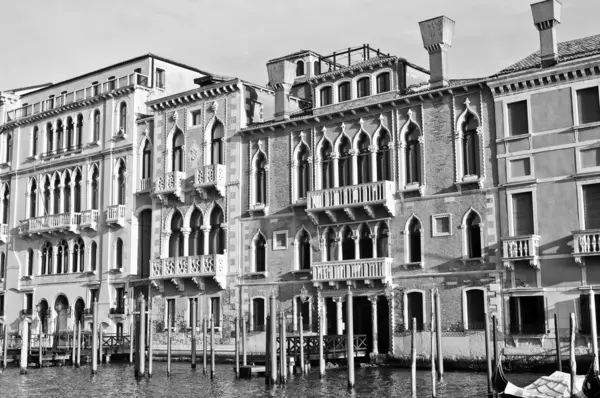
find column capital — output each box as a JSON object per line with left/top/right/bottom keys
{"left": 332, "top": 297, "right": 345, "bottom": 304}
{"left": 368, "top": 295, "right": 379, "bottom": 304}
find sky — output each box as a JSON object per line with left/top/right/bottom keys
{"left": 1, "top": 0, "right": 600, "bottom": 90}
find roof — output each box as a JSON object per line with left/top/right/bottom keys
{"left": 268, "top": 50, "right": 323, "bottom": 64}
{"left": 310, "top": 55, "right": 398, "bottom": 81}
{"left": 3, "top": 83, "right": 52, "bottom": 94}
{"left": 497, "top": 34, "right": 600, "bottom": 76}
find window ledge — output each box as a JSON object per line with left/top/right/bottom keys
{"left": 291, "top": 269, "right": 311, "bottom": 275}
{"left": 20, "top": 276, "right": 33, "bottom": 281}
{"left": 573, "top": 170, "right": 600, "bottom": 179}
{"left": 86, "top": 270, "right": 97, "bottom": 276}
{"left": 461, "top": 257, "right": 485, "bottom": 265}
{"left": 0, "top": 162, "right": 11, "bottom": 169}
{"left": 26, "top": 155, "right": 38, "bottom": 161}
{"left": 292, "top": 198, "right": 307, "bottom": 208}
{"left": 399, "top": 183, "right": 424, "bottom": 195}
{"left": 112, "top": 129, "right": 127, "bottom": 141}
{"left": 403, "top": 261, "right": 424, "bottom": 270}
{"left": 499, "top": 178, "right": 538, "bottom": 188}
{"left": 245, "top": 271, "right": 268, "bottom": 278}
{"left": 109, "top": 268, "right": 123, "bottom": 274}
{"left": 496, "top": 133, "right": 531, "bottom": 143}
{"left": 87, "top": 140, "right": 100, "bottom": 148}
{"left": 575, "top": 121, "right": 600, "bottom": 131}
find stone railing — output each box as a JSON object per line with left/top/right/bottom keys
{"left": 194, "top": 164, "right": 226, "bottom": 188}
{"left": 138, "top": 178, "right": 152, "bottom": 193}
{"left": 106, "top": 205, "right": 126, "bottom": 225}
{"left": 154, "top": 171, "right": 185, "bottom": 195}
{"left": 312, "top": 257, "right": 393, "bottom": 284}
{"left": 307, "top": 180, "right": 395, "bottom": 211}
{"left": 150, "top": 254, "right": 225, "bottom": 278}
{"left": 0, "top": 224, "right": 7, "bottom": 242}
{"left": 573, "top": 230, "right": 600, "bottom": 256}
{"left": 80, "top": 209, "right": 99, "bottom": 230}
{"left": 19, "top": 212, "right": 81, "bottom": 235}
{"left": 502, "top": 235, "right": 540, "bottom": 264}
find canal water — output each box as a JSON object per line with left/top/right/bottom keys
{"left": 0, "top": 363, "right": 541, "bottom": 397}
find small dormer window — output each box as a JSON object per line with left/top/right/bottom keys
{"left": 357, "top": 77, "right": 370, "bottom": 98}
{"left": 296, "top": 60, "right": 305, "bottom": 77}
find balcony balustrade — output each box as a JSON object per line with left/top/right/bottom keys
{"left": 194, "top": 164, "right": 226, "bottom": 196}
{"left": 501, "top": 235, "right": 540, "bottom": 268}
{"left": 573, "top": 229, "right": 600, "bottom": 265}
{"left": 106, "top": 205, "right": 126, "bottom": 228}
{"left": 0, "top": 224, "right": 7, "bottom": 243}
{"left": 137, "top": 178, "right": 153, "bottom": 193}
{"left": 306, "top": 180, "right": 395, "bottom": 223}
{"left": 311, "top": 257, "right": 393, "bottom": 287}
{"left": 154, "top": 171, "right": 185, "bottom": 201}
{"left": 150, "top": 254, "right": 227, "bottom": 290}
{"left": 5, "top": 72, "right": 150, "bottom": 123}
{"left": 19, "top": 212, "right": 81, "bottom": 236}
{"left": 80, "top": 209, "right": 99, "bottom": 231}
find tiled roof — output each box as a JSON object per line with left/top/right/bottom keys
{"left": 405, "top": 78, "right": 486, "bottom": 93}
{"left": 497, "top": 34, "right": 600, "bottom": 75}
{"left": 311, "top": 56, "right": 397, "bottom": 81}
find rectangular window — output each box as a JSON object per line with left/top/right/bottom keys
{"left": 583, "top": 184, "right": 600, "bottom": 229}
{"left": 512, "top": 192, "right": 534, "bottom": 235}
{"left": 432, "top": 214, "right": 451, "bottom": 237}
{"left": 25, "top": 293, "right": 33, "bottom": 314}
{"left": 507, "top": 100, "right": 529, "bottom": 136}
{"left": 252, "top": 298, "right": 265, "bottom": 329}
{"left": 210, "top": 297, "right": 221, "bottom": 328}
{"left": 166, "top": 298, "right": 176, "bottom": 328}
{"left": 509, "top": 296, "right": 545, "bottom": 334}
{"left": 577, "top": 87, "right": 600, "bottom": 125}
{"left": 190, "top": 110, "right": 201, "bottom": 126}
{"left": 156, "top": 68, "right": 166, "bottom": 89}
{"left": 272, "top": 231, "right": 288, "bottom": 250}
{"left": 115, "top": 287, "right": 125, "bottom": 314}
{"left": 581, "top": 147, "right": 600, "bottom": 169}
{"left": 580, "top": 294, "right": 600, "bottom": 334}
{"left": 0, "top": 295, "right": 4, "bottom": 316}
{"left": 406, "top": 292, "right": 424, "bottom": 331}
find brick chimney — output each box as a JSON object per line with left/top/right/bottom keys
{"left": 266, "top": 59, "right": 295, "bottom": 121}
{"left": 419, "top": 16, "right": 455, "bottom": 89}
{"left": 531, "top": 0, "right": 562, "bottom": 68}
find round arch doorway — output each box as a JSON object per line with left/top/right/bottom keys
{"left": 54, "top": 295, "right": 70, "bottom": 332}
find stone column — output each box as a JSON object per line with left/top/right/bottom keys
{"left": 353, "top": 233, "right": 360, "bottom": 260}
{"left": 48, "top": 188, "right": 55, "bottom": 215}
{"left": 69, "top": 182, "right": 75, "bottom": 213}
{"left": 387, "top": 291, "right": 395, "bottom": 355}
{"left": 59, "top": 184, "right": 65, "bottom": 214}
{"left": 323, "top": 297, "right": 328, "bottom": 335}
{"left": 332, "top": 153, "right": 340, "bottom": 188}
{"left": 181, "top": 228, "right": 191, "bottom": 257}
{"left": 67, "top": 247, "right": 73, "bottom": 274}
{"left": 161, "top": 231, "right": 171, "bottom": 258}
{"left": 369, "top": 145, "right": 378, "bottom": 182}
{"left": 51, "top": 245, "right": 58, "bottom": 274}
{"left": 369, "top": 296, "right": 379, "bottom": 355}
{"left": 248, "top": 299, "right": 254, "bottom": 332}
{"left": 292, "top": 297, "right": 298, "bottom": 332}
{"left": 201, "top": 226, "right": 211, "bottom": 255}
{"left": 371, "top": 233, "right": 378, "bottom": 258}
{"left": 308, "top": 297, "right": 313, "bottom": 329}
{"left": 334, "top": 297, "right": 344, "bottom": 335}
{"left": 350, "top": 149, "right": 358, "bottom": 185}
{"left": 336, "top": 237, "right": 343, "bottom": 261}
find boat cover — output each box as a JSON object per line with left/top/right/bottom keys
{"left": 504, "top": 371, "right": 586, "bottom": 397}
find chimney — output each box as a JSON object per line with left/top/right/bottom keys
{"left": 266, "top": 59, "right": 295, "bottom": 121}
{"left": 419, "top": 16, "right": 455, "bottom": 89}
{"left": 531, "top": 0, "right": 562, "bottom": 68}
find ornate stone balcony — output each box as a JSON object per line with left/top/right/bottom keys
{"left": 312, "top": 257, "right": 393, "bottom": 288}
{"left": 150, "top": 254, "right": 227, "bottom": 291}
{"left": 19, "top": 212, "right": 81, "bottom": 237}
{"left": 194, "top": 164, "right": 226, "bottom": 197}
{"left": 573, "top": 229, "right": 600, "bottom": 266}
{"left": 0, "top": 224, "right": 7, "bottom": 243}
{"left": 137, "top": 178, "right": 152, "bottom": 194}
{"left": 501, "top": 235, "right": 540, "bottom": 268}
{"left": 106, "top": 205, "right": 126, "bottom": 228}
{"left": 306, "top": 180, "right": 395, "bottom": 223}
{"left": 154, "top": 171, "right": 185, "bottom": 201}
{"left": 80, "top": 209, "right": 99, "bottom": 231}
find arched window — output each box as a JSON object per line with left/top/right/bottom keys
{"left": 42, "top": 241, "right": 52, "bottom": 274}
{"left": 358, "top": 225, "right": 373, "bottom": 259}
{"left": 1, "top": 185, "right": 9, "bottom": 224}
{"left": 211, "top": 122, "right": 224, "bottom": 165}
{"left": 0, "top": 252, "right": 4, "bottom": 280}
{"left": 57, "top": 240, "right": 68, "bottom": 274}
{"left": 320, "top": 141, "right": 334, "bottom": 190}
{"left": 405, "top": 123, "right": 421, "bottom": 185}
{"left": 338, "top": 82, "right": 351, "bottom": 102}
{"left": 63, "top": 174, "right": 71, "bottom": 213}
{"left": 376, "top": 130, "right": 392, "bottom": 181}
{"left": 74, "top": 172, "right": 82, "bottom": 213}
{"left": 5, "top": 133, "right": 12, "bottom": 163}
{"left": 297, "top": 145, "right": 310, "bottom": 200}
{"left": 190, "top": 209, "right": 204, "bottom": 256}
{"left": 46, "top": 123, "right": 54, "bottom": 154}
{"left": 73, "top": 238, "right": 84, "bottom": 272}
{"left": 209, "top": 207, "right": 225, "bottom": 255}
{"left": 29, "top": 179, "right": 37, "bottom": 218}
{"left": 56, "top": 120, "right": 64, "bottom": 150}
{"left": 324, "top": 228, "right": 336, "bottom": 262}
{"left": 356, "top": 77, "right": 370, "bottom": 98}
{"left": 357, "top": 134, "right": 370, "bottom": 184}
{"left": 142, "top": 140, "right": 152, "bottom": 179}
{"left": 93, "top": 110, "right": 100, "bottom": 141}
{"left": 376, "top": 222, "right": 389, "bottom": 257}
{"left": 66, "top": 117, "right": 74, "bottom": 150}
{"left": 254, "top": 233, "right": 266, "bottom": 272}
{"left": 338, "top": 136, "right": 352, "bottom": 187}
{"left": 313, "top": 61, "right": 321, "bottom": 75}
{"left": 297, "top": 230, "right": 311, "bottom": 270}
{"left": 52, "top": 176, "right": 60, "bottom": 214}
{"left": 76, "top": 114, "right": 83, "bottom": 149}
{"left": 33, "top": 126, "right": 39, "bottom": 156}
{"left": 169, "top": 211, "right": 184, "bottom": 258}
{"left": 466, "top": 212, "right": 482, "bottom": 259}
{"left": 119, "top": 102, "right": 127, "bottom": 134}
{"left": 116, "top": 238, "right": 123, "bottom": 269}
{"left": 27, "top": 249, "right": 34, "bottom": 277}
{"left": 296, "top": 60, "right": 305, "bottom": 76}
{"left": 172, "top": 130, "right": 184, "bottom": 172}
{"left": 117, "top": 161, "right": 126, "bottom": 205}
{"left": 341, "top": 227, "right": 355, "bottom": 260}
{"left": 43, "top": 178, "right": 51, "bottom": 216}
{"left": 320, "top": 86, "right": 332, "bottom": 106}
{"left": 255, "top": 152, "right": 267, "bottom": 205}
{"left": 406, "top": 291, "right": 424, "bottom": 331}
{"left": 376, "top": 72, "right": 391, "bottom": 93}
{"left": 462, "top": 113, "right": 479, "bottom": 177}
{"left": 91, "top": 241, "right": 97, "bottom": 272}
{"left": 408, "top": 218, "right": 422, "bottom": 263}
{"left": 91, "top": 167, "right": 99, "bottom": 210}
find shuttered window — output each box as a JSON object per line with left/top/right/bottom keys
{"left": 584, "top": 184, "right": 600, "bottom": 229}
{"left": 512, "top": 192, "right": 534, "bottom": 235}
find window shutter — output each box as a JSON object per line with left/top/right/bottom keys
{"left": 584, "top": 184, "right": 600, "bottom": 229}
{"left": 512, "top": 192, "right": 534, "bottom": 235}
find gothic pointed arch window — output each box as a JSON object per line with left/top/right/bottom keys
{"left": 93, "top": 110, "right": 101, "bottom": 142}
{"left": 357, "top": 133, "right": 371, "bottom": 184}
{"left": 190, "top": 208, "right": 204, "bottom": 256}
{"left": 27, "top": 248, "right": 34, "bottom": 277}
{"left": 404, "top": 122, "right": 422, "bottom": 185}
{"left": 376, "top": 221, "right": 389, "bottom": 257}
{"left": 253, "top": 233, "right": 266, "bottom": 273}
{"left": 1, "top": 185, "right": 9, "bottom": 224}
{"left": 255, "top": 152, "right": 267, "bottom": 205}
{"left": 209, "top": 207, "right": 225, "bottom": 255}
{"left": 464, "top": 211, "right": 482, "bottom": 259}
{"left": 43, "top": 178, "right": 51, "bottom": 216}
{"left": 33, "top": 126, "right": 39, "bottom": 156}
{"left": 76, "top": 114, "right": 83, "bottom": 148}
{"left": 63, "top": 173, "right": 71, "bottom": 212}
{"left": 117, "top": 161, "right": 126, "bottom": 205}
{"left": 172, "top": 130, "right": 184, "bottom": 172}
{"left": 211, "top": 121, "right": 224, "bottom": 165}
{"left": 407, "top": 217, "right": 422, "bottom": 264}
{"left": 341, "top": 227, "right": 355, "bottom": 260}
{"left": 91, "top": 166, "right": 99, "bottom": 210}
{"left": 116, "top": 238, "right": 123, "bottom": 269}
{"left": 358, "top": 224, "right": 373, "bottom": 259}
{"left": 56, "top": 240, "right": 68, "bottom": 274}
{"left": 320, "top": 141, "right": 334, "bottom": 190}
{"left": 91, "top": 241, "right": 97, "bottom": 272}
{"left": 5, "top": 133, "right": 12, "bottom": 163}
{"left": 142, "top": 140, "right": 152, "bottom": 179}
{"left": 42, "top": 241, "right": 52, "bottom": 275}
{"left": 74, "top": 171, "right": 82, "bottom": 213}
{"left": 376, "top": 129, "right": 392, "bottom": 181}
{"left": 324, "top": 227, "right": 336, "bottom": 262}
{"left": 73, "top": 238, "right": 85, "bottom": 272}
{"left": 52, "top": 176, "right": 60, "bottom": 214}
{"left": 46, "top": 123, "right": 54, "bottom": 154}
{"left": 169, "top": 211, "right": 184, "bottom": 258}
{"left": 297, "top": 229, "right": 311, "bottom": 270}
{"left": 66, "top": 117, "right": 74, "bottom": 150}
{"left": 29, "top": 179, "right": 37, "bottom": 218}
{"left": 462, "top": 112, "right": 480, "bottom": 178}
{"left": 56, "top": 119, "right": 64, "bottom": 150}
{"left": 119, "top": 102, "right": 127, "bottom": 134}
{"left": 338, "top": 136, "right": 352, "bottom": 187}
{"left": 296, "top": 144, "right": 310, "bottom": 200}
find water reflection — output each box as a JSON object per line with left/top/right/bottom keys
{"left": 0, "top": 363, "right": 542, "bottom": 397}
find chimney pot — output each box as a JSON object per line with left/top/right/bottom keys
{"left": 419, "top": 16, "right": 455, "bottom": 89}
{"left": 266, "top": 60, "right": 295, "bottom": 121}
{"left": 531, "top": 0, "right": 562, "bottom": 68}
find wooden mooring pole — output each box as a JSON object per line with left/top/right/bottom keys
{"left": 235, "top": 316, "right": 240, "bottom": 380}
{"left": 129, "top": 311, "right": 134, "bottom": 365}
{"left": 270, "top": 295, "right": 277, "bottom": 385}
{"left": 411, "top": 317, "right": 417, "bottom": 398}
{"left": 589, "top": 288, "right": 599, "bottom": 371}
{"left": 280, "top": 312, "right": 286, "bottom": 384}
{"left": 435, "top": 289, "right": 444, "bottom": 382}
{"left": 299, "top": 314, "right": 305, "bottom": 374}
{"left": 191, "top": 298, "right": 197, "bottom": 370}
{"left": 91, "top": 300, "right": 98, "bottom": 375}
{"left": 319, "top": 311, "right": 325, "bottom": 378}
{"left": 167, "top": 313, "right": 172, "bottom": 376}
{"left": 265, "top": 315, "right": 271, "bottom": 386}
{"left": 3, "top": 324, "right": 8, "bottom": 370}
{"left": 570, "top": 313, "right": 576, "bottom": 398}
{"left": 242, "top": 316, "right": 247, "bottom": 366}
{"left": 72, "top": 323, "right": 76, "bottom": 367}
{"left": 39, "top": 323, "right": 43, "bottom": 368}
{"left": 484, "top": 310, "right": 492, "bottom": 397}
{"left": 202, "top": 318, "right": 207, "bottom": 375}
{"left": 210, "top": 316, "right": 215, "bottom": 380}
{"left": 148, "top": 307, "right": 153, "bottom": 378}
{"left": 77, "top": 321, "right": 81, "bottom": 367}
{"left": 554, "top": 313, "right": 562, "bottom": 372}
{"left": 347, "top": 287, "right": 355, "bottom": 389}
{"left": 19, "top": 318, "right": 28, "bottom": 375}
{"left": 138, "top": 294, "right": 146, "bottom": 379}
{"left": 430, "top": 290, "right": 436, "bottom": 398}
